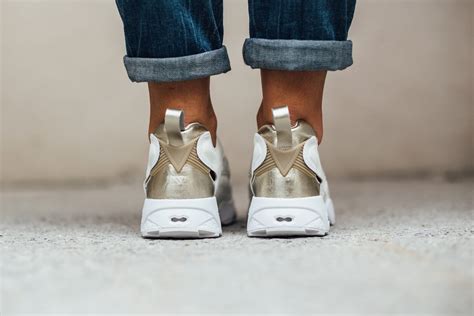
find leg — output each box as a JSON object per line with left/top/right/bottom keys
{"left": 246, "top": 0, "right": 356, "bottom": 143}
{"left": 148, "top": 78, "right": 217, "bottom": 143}
{"left": 115, "top": 0, "right": 236, "bottom": 238}
{"left": 246, "top": 0, "right": 356, "bottom": 237}
{"left": 257, "top": 70, "right": 327, "bottom": 142}
{"left": 116, "top": 0, "right": 230, "bottom": 142}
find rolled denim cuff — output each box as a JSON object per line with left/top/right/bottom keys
{"left": 243, "top": 38, "right": 353, "bottom": 71}
{"left": 123, "top": 46, "right": 231, "bottom": 83}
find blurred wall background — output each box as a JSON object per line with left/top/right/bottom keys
{"left": 1, "top": 0, "right": 473, "bottom": 187}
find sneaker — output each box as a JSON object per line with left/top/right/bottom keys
{"left": 247, "top": 106, "right": 335, "bottom": 237}
{"left": 140, "top": 109, "right": 236, "bottom": 238}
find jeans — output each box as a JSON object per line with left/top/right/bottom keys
{"left": 116, "top": 0, "right": 356, "bottom": 83}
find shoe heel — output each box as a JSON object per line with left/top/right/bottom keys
{"left": 141, "top": 197, "right": 222, "bottom": 238}
{"left": 247, "top": 196, "right": 330, "bottom": 237}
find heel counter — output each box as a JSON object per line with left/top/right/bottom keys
{"left": 146, "top": 140, "right": 214, "bottom": 199}
{"left": 252, "top": 140, "right": 320, "bottom": 198}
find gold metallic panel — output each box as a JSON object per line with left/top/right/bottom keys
{"left": 159, "top": 140, "right": 195, "bottom": 173}
{"left": 253, "top": 167, "right": 320, "bottom": 198}
{"left": 147, "top": 123, "right": 214, "bottom": 199}
{"left": 267, "top": 142, "right": 305, "bottom": 176}
{"left": 252, "top": 120, "right": 320, "bottom": 198}
{"left": 147, "top": 163, "right": 214, "bottom": 199}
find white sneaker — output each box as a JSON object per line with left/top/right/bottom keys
{"left": 247, "top": 106, "right": 335, "bottom": 237}
{"left": 141, "top": 109, "right": 236, "bottom": 238}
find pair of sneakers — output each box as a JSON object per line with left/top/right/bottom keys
{"left": 140, "top": 106, "right": 335, "bottom": 238}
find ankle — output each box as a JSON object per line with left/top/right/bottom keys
{"left": 258, "top": 70, "right": 326, "bottom": 143}
{"left": 257, "top": 102, "right": 324, "bottom": 143}
{"left": 147, "top": 78, "right": 218, "bottom": 144}
{"left": 189, "top": 101, "right": 218, "bottom": 145}
{"left": 149, "top": 100, "right": 218, "bottom": 144}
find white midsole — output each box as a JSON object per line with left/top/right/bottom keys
{"left": 247, "top": 195, "right": 332, "bottom": 236}
{"left": 141, "top": 197, "right": 222, "bottom": 238}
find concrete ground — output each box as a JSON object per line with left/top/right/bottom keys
{"left": 1, "top": 179, "right": 473, "bottom": 314}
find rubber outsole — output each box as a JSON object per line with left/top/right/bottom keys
{"left": 141, "top": 197, "right": 223, "bottom": 239}
{"left": 247, "top": 196, "right": 333, "bottom": 237}
{"left": 142, "top": 228, "right": 220, "bottom": 239}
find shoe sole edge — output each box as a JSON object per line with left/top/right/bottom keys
{"left": 141, "top": 197, "right": 222, "bottom": 239}
{"left": 247, "top": 196, "right": 331, "bottom": 237}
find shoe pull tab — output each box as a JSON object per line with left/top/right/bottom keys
{"left": 272, "top": 106, "right": 292, "bottom": 149}
{"left": 164, "top": 108, "right": 184, "bottom": 146}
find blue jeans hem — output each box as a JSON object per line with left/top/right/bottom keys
{"left": 124, "top": 46, "right": 231, "bottom": 82}
{"left": 243, "top": 38, "right": 353, "bottom": 71}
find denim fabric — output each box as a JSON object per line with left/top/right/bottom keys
{"left": 245, "top": 0, "right": 356, "bottom": 71}
{"left": 116, "top": 0, "right": 356, "bottom": 82}
{"left": 243, "top": 39, "right": 352, "bottom": 71}
{"left": 116, "top": 0, "right": 230, "bottom": 82}
{"left": 249, "top": 0, "right": 355, "bottom": 41}
{"left": 124, "top": 47, "right": 230, "bottom": 82}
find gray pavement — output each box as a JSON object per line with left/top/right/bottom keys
{"left": 1, "top": 179, "right": 473, "bottom": 314}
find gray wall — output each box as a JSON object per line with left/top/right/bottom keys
{"left": 2, "top": 0, "right": 473, "bottom": 186}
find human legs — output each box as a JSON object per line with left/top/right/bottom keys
{"left": 246, "top": 0, "right": 356, "bottom": 142}
{"left": 148, "top": 79, "right": 217, "bottom": 143}
{"left": 246, "top": 0, "right": 356, "bottom": 237}
{"left": 258, "top": 70, "right": 327, "bottom": 142}
{"left": 115, "top": 0, "right": 356, "bottom": 238}
{"left": 115, "top": 0, "right": 235, "bottom": 238}
{"left": 116, "top": 0, "right": 229, "bottom": 141}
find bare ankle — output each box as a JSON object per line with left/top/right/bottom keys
{"left": 258, "top": 70, "right": 326, "bottom": 143}
{"left": 147, "top": 78, "right": 217, "bottom": 144}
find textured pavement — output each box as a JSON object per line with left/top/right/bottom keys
{"left": 1, "top": 179, "right": 473, "bottom": 314}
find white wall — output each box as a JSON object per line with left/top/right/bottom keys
{"left": 2, "top": 0, "right": 473, "bottom": 186}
